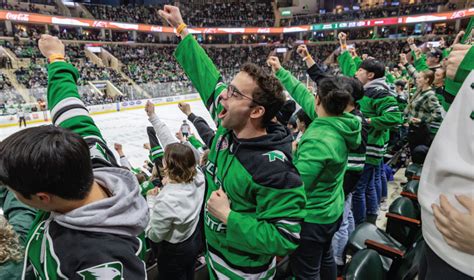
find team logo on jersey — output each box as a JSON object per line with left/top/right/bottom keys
{"left": 263, "top": 150, "right": 287, "bottom": 162}
{"left": 216, "top": 135, "right": 229, "bottom": 151}
{"left": 77, "top": 261, "right": 123, "bottom": 280}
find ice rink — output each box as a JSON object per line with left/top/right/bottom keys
{"left": 0, "top": 100, "right": 216, "bottom": 168}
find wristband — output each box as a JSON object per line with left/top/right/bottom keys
{"left": 302, "top": 55, "right": 312, "bottom": 61}
{"left": 341, "top": 44, "right": 347, "bottom": 50}
{"left": 176, "top": 23, "right": 187, "bottom": 36}
{"left": 48, "top": 54, "right": 65, "bottom": 63}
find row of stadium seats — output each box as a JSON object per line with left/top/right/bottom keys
{"left": 343, "top": 163, "right": 423, "bottom": 280}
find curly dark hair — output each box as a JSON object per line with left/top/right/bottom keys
{"left": 241, "top": 63, "right": 285, "bottom": 127}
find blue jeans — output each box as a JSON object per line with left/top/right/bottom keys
{"left": 374, "top": 163, "right": 388, "bottom": 204}
{"left": 332, "top": 194, "right": 355, "bottom": 266}
{"left": 352, "top": 164, "right": 378, "bottom": 225}
{"left": 381, "top": 163, "right": 388, "bottom": 200}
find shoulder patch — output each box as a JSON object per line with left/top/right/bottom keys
{"left": 262, "top": 150, "right": 287, "bottom": 162}
{"left": 77, "top": 261, "right": 123, "bottom": 280}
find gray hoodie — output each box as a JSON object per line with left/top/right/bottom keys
{"left": 52, "top": 167, "right": 149, "bottom": 236}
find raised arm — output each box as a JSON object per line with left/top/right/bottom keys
{"left": 159, "top": 5, "right": 226, "bottom": 124}
{"left": 178, "top": 102, "right": 215, "bottom": 147}
{"left": 297, "top": 44, "right": 333, "bottom": 84}
{"left": 268, "top": 56, "right": 317, "bottom": 120}
{"left": 145, "top": 101, "right": 200, "bottom": 161}
{"left": 39, "top": 34, "right": 117, "bottom": 167}
{"left": 337, "top": 32, "right": 357, "bottom": 77}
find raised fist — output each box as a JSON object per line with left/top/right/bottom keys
{"left": 158, "top": 5, "right": 184, "bottom": 29}
{"left": 178, "top": 102, "right": 192, "bottom": 116}
{"left": 338, "top": 32, "right": 347, "bottom": 41}
{"left": 114, "top": 143, "right": 123, "bottom": 152}
{"left": 266, "top": 56, "right": 282, "bottom": 73}
{"left": 407, "top": 37, "right": 415, "bottom": 45}
{"left": 38, "top": 34, "right": 65, "bottom": 58}
{"left": 296, "top": 45, "right": 309, "bottom": 58}
{"left": 145, "top": 100, "right": 155, "bottom": 117}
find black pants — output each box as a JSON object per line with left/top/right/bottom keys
{"left": 419, "top": 243, "right": 471, "bottom": 280}
{"left": 290, "top": 216, "right": 343, "bottom": 280}
{"left": 19, "top": 117, "right": 26, "bottom": 127}
{"left": 154, "top": 226, "right": 202, "bottom": 280}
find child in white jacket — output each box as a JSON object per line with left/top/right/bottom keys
{"left": 144, "top": 101, "right": 205, "bottom": 280}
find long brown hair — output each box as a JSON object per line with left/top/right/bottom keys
{"left": 163, "top": 143, "right": 197, "bottom": 184}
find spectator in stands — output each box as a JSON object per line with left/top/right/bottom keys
{"left": 292, "top": 108, "right": 311, "bottom": 151}
{"left": 418, "top": 44, "right": 474, "bottom": 280}
{"left": 352, "top": 59, "right": 402, "bottom": 225}
{"left": 0, "top": 34, "right": 149, "bottom": 279}
{"left": 404, "top": 70, "right": 444, "bottom": 151}
{"left": 268, "top": 55, "right": 361, "bottom": 279}
{"left": 159, "top": 5, "right": 306, "bottom": 278}
{"left": 144, "top": 101, "right": 204, "bottom": 280}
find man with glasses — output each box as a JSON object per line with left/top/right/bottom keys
{"left": 159, "top": 5, "right": 306, "bottom": 279}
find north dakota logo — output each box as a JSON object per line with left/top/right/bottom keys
{"left": 262, "top": 150, "right": 287, "bottom": 162}
{"left": 77, "top": 261, "right": 123, "bottom": 280}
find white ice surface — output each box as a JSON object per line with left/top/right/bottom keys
{"left": 0, "top": 100, "right": 216, "bottom": 168}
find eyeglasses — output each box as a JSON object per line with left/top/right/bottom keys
{"left": 226, "top": 84, "right": 263, "bottom": 106}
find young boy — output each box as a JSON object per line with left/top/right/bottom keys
{"left": 0, "top": 35, "right": 149, "bottom": 279}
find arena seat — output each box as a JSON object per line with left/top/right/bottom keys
{"left": 343, "top": 249, "right": 385, "bottom": 280}
{"left": 385, "top": 197, "right": 421, "bottom": 247}
{"left": 400, "top": 180, "right": 420, "bottom": 201}
{"left": 346, "top": 197, "right": 421, "bottom": 270}
{"left": 405, "top": 163, "right": 423, "bottom": 181}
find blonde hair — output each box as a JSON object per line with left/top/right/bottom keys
{"left": 0, "top": 215, "right": 24, "bottom": 264}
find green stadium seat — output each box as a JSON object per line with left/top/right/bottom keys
{"left": 343, "top": 249, "right": 385, "bottom": 280}
{"left": 385, "top": 197, "right": 421, "bottom": 247}
{"left": 405, "top": 163, "right": 422, "bottom": 181}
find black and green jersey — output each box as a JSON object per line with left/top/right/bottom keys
{"left": 175, "top": 34, "right": 307, "bottom": 279}
{"left": 359, "top": 78, "right": 403, "bottom": 165}
{"left": 22, "top": 62, "right": 148, "bottom": 280}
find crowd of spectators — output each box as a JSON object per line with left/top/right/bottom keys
{"left": 85, "top": 4, "right": 163, "bottom": 25}
{"left": 0, "top": 29, "right": 458, "bottom": 109}
{"left": 84, "top": 1, "right": 274, "bottom": 27}
{"left": 0, "top": 72, "right": 24, "bottom": 106}
{"left": 177, "top": 0, "right": 274, "bottom": 27}
{"left": 109, "top": 45, "right": 188, "bottom": 84}
{"left": 0, "top": 0, "right": 59, "bottom": 15}
{"left": 282, "top": 1, "right": 454, "bottom": 26}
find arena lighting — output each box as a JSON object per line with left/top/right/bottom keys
{"left": 0, "top": 8, "right": 472, "bottom": 35}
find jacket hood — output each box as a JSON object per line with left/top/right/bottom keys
{"left": 51, "top": 167, "right": 149, "bottom": 236}
{"left": 364, "top": 77, "right": 390, "bottom": 91}
{"left": 234, "top": 122, "right": 294, "bottom": 156}
{"left": 312, "top": 112, "right": 361, "bottom": 150}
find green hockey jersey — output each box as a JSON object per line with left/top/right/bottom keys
{"left": 21, "top": 62, "right": 149, "bottom": 280}
{"left": 175, "top": 34, "right": 307, "bottom": 279}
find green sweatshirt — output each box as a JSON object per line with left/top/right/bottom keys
{"left": 359, "top": 78, "right": 403, "bottom": 165}
{"left": 338, "top": 50, "right": 357, "bottom": 77}
{"left": 275, "top": 68, "right": 362, "bottom": 223}
{"left": 175, "top": 34, "right": 306, "bottom": 279}
{"left": 295, "top": 115, "right": 361, "bottom": 224}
